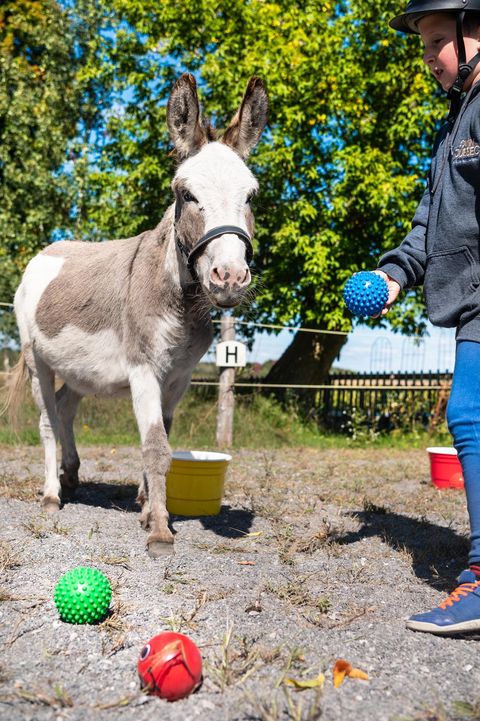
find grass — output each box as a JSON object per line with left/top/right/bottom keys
{"left": 205, "top": 621, "right": 265, "bottom": 692}
{"left": 0, "top": 383, "right": 452, "bottom": 451}
{"left": 2, "top": 684, "right": 74, "bottom": 708}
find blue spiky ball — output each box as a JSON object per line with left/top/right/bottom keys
{"left": 343, "top": 272, "right": 389, "bottom": 317}
{"left": 54, "top": 567, "right": 112, "bottom": 624}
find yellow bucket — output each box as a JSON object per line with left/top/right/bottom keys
{"left": 166, "top": 451, "right": 232, "bottom": 516}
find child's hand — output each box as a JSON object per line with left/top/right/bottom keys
{"left": 372, "top": 270, "right": 401, "bottom": 315}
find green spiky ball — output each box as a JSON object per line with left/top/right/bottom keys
{"left": 54, "top": 567, "right": 112, "bottom": 624}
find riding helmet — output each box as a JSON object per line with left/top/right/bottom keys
{"left": 390, "top": 0, "right": 480, "bottom": 33}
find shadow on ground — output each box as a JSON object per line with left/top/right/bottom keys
{"left": 338, "top": 509, "right": 470, "bottom": 591}
{"left": 173, "top": 505, "right": 255, "bottom": 538}
{"left": 68, "top": 481, "right": 139, "bottom": 512}
{"left": 67, "top": 483, "right": 255, "bottom": 539}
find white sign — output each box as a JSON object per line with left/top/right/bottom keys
{"left": 216, "top": 341, "right": 247, "bottom": 368}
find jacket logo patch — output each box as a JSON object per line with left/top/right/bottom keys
{"left": 453, "top": 138, "right": 480, "bottom": 161}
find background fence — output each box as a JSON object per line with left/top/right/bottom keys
{"left": 1, "top": 330, "right": 454, "bottom": 438}
{"left": 188, "top": 369, "right": 453, "bottom": 436}
{"left": 317, "top": 369, "right": 452, "bottom": 432}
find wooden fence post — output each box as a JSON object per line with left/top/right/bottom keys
{"left": 216, "top": 316, "right": 235, "bottom": 448}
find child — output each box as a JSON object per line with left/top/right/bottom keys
{"left": 375, "top": 0, "right": 480, "bottom": 634}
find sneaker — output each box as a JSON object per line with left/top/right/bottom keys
{"left": 406, "top": 570, "right": 480, "bottom": 635}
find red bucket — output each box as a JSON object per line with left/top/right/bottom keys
{"left": 427, "top": 447, "right": 464, "bottom": 489}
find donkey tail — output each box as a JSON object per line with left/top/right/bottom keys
{"left": 1, "top": 350, "right": 29, "bottom": 431}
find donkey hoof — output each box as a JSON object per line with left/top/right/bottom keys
{"left": 41, "top": 497, "right": 60, "bottom": 513}
{"left": 147, "top": 540, "right": 174, "bottom": 558}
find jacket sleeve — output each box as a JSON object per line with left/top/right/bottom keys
{"left": 377, "top": 183, "right": 430, "bottom": 290}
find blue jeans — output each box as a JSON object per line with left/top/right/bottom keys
{"left": 447, "top": 340, "right": 480, "bottom": 565}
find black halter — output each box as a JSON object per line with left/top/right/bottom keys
{"left": 175, "top": 224, "right": 253, "bottom": 275}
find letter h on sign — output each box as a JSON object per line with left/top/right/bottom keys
{"left": 215, "top": 341, "right": 247, "bottom": 368}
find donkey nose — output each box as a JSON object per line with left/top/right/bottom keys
{"left": 210, "top": 264, "right": 251, "bottom": 289}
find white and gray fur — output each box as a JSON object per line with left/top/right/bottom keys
{"left": 9, "top": 73, "right": 268, "bottom": 557}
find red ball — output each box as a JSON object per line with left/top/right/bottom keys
{"left": 137, "top": 632, "right": 202, "bottom": 701}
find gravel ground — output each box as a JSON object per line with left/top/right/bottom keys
{"left": 0, "top": 444, "right": 478, "bottom": 721}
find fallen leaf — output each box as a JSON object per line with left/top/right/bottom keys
{"left": 284, "top": 673, "right": 325, "bottom": 690}
{"left": 333, "top": 659, "right": 351, "bottom": 688}
{"left": 348, "top": 668, "right": 369, "bottom": 681}
{"left": 333, "top": 659, "right": 369, "bottom": 688}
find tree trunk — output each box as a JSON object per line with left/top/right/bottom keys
{"left": 265, "top": 331, "right": 347, "bottom": 386}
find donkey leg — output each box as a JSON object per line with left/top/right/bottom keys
{"left": 56, "top": 384, "right": 82, "bottom": 501}
{"left": 129, "top": 367, "right": 174, "bottom": 557}
{"left": 30, "top": 357, "right": 60, "bottom": 512}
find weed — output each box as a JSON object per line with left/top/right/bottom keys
{"left": 293, "top": 519, "right": 339, "bottom": 554}
{"left": 206, "top": 622, "right": 264, "bottom": 692}
{"left": 246, "top": 686, "right": 323, "bottom": 721}
{"left": 10, "top": 683, "right": 73, "bottom": 708}
{"left": 194, "top": 540, "right": 246, "bottom": 554}
{"left": 163, "top": 565, "right": 191, "bottom": 586}
{"left": 0, "top": 541, "right": 21, "bottom": 573}
{"left": 96, "top": 460, "right": 114, "bottom": 472}
{"left": 0, "top": 472, "right": 38, "bottom": 501}
{"left": 159, "top": 610, "right": 184, "bottom": 633}
{"left": 160, "top": 591, "right": 207, "bottom": 633}
{"left": 269, "top": 521, "right": 297, "bottom": 565}
{"left": 363, "top": 497, "right": 388, "bottom": 514}
{"left": 340, "top": 406, "right": 380, "bottom": 444}
{"left": 50, "top": 519, "right": 70, "bottom": 536}
{"left": 22, "top": 519, "right": 46, "bottom": 539}
{"left": 315, "top": 597, "right": 331, "bottom": 613}
{"left": 398, "top": 707, "right": 447, "bottom": 721}
{"left": 265, "top": 574, "right": 322, "bottom": 610}
{"left": 452, "top": 700, "right": 480, "bottom": 719}
{"left": 88, "top": 521, "right": 100, "bottom": 539}
{"left": 100, "top": 599, "right": 131, "bottom": 657}
{"left": 93, "top": 554, "right": 131, "bottom": 570}
{"left": 329, "top": 603, "right": 376, "bottom": 629}
{"left": 0, "top": 588, "right": 15, "bottom": 602}
{"left": 95, "top": 694, "right": 141, "bottom": 710}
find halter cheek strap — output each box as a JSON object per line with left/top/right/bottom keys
{"left": 175, "top": 224, "right": 253, "bottom": 273}
{"left": 448, "top": 12, "right": 480, "bottom": 121}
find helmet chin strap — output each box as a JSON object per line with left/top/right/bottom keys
{"left": 448, "top": 11, "right": 480, "bottom": 120}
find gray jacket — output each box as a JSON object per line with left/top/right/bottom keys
{"left": 378, "top": 83, "right": 480, "bottom": 341}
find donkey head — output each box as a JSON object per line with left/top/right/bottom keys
{"left": 168, "top": 73, "right": 268, "bottom": 308}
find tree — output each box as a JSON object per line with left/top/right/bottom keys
{"left": 74, "top": 0, "right": 444, "bottom": 382}
{"left": 0, "top": 0, "right": 114, "bottom": 339}
{"left": 3, "top": 1, "right": 443, "bottom": 380}
{"left": 0, "top": 0, "right": 73, "bottom": 335}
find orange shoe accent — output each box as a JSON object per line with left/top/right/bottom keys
{"left": 438, "top": 582, "right": 480, "bottom": 609}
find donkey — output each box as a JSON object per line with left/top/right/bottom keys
{"left": 9, "top": 73, "right": 268, "bottom": 557}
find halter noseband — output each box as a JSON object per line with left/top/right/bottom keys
{"left": 175, "top": 224, "right": 253, "bottom": 274}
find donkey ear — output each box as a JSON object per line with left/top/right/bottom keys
{"left": 222, "top": 77, "right": 268, "bottom": 159}
{"left": 167, "top": 73, "right": 208, "bottom": 160}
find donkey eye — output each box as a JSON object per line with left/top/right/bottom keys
{"left": 182, "top": 190, "right": 198, "bottom": 203}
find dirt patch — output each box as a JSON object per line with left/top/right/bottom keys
{"left": 0, "top": 445, "right": 477, "bottom": 721}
